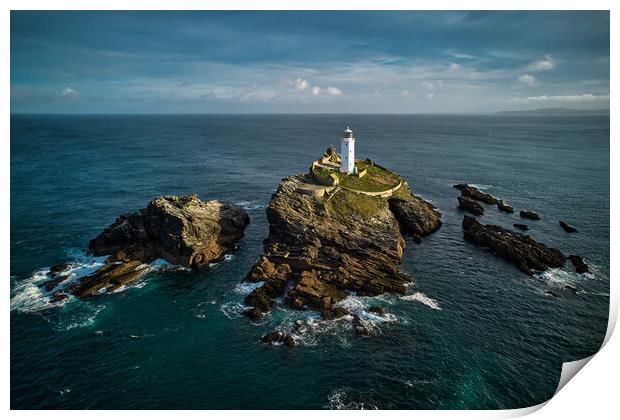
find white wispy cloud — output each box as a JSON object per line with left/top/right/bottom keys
{"left": 326, "top": 86, "right": 342, "bottom": 96}
{"left": 513, "top": 93, "right": 610, "bottom": 104}
{"left": 294, "top": 78, "right": 309, "bottom": 91}
{"left": 527, "top": 55, "right": 555, "bottom": 72}
{"left": 312, "top": 86, "right": 321, "bottom": 95}
{"left": 425, "top": 92, "right": 435, "bottom": 99}
{"left": 518, "top": 74, "right": 537, "bottom": 85}
{"left": 61, "top": 87, "right": 79, "bottom": 97}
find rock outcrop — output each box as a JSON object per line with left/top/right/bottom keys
{"left": 513, "top": 223, "right": 529, "bottom": 231}
{"left": 462, "top": 216, "right": 566, "bottom": 275}
{"left": 89, "top": 195, "right": 250, "bottom": 268}
{"left": 458, "top": 196, "right": 484, "bottom": 216}
{"left": 520, "top": 210, "right": 540, "bottom": 220}
{"left": 497, "top": 200, "right": 514, "bottom": 214}
{"left": 453, "top": 184, "right": 499, "bottom": 204}
{"left": 45, "top": 195, "right": 249, "bottom": 302}
{"left": 559, "top": 221, "right": 578, "bottom": 233}
{"left": 568, "top": 255, "right": 589, "bottom": 274}
{"left": 388, "top": 196, "right": 442, "bottom": 243}
{"left": 242, "top": 174, "right": 441, "bottom": 319}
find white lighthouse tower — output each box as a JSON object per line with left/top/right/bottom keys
{"left": 340, "top": 126, "right": 355, "bottom": 174}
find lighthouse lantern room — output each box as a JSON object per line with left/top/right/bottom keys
{"left": 340, "top": 126, "right": 355, "bottom": 174}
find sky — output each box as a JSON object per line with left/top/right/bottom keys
{"left": 10, "top": 11, "right": 610, "bottom": 114}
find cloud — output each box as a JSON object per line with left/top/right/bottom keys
{"left": 422, "top": 81, "right": 435, "bottom": 90}
{"left": 294, "top": 78, "right": 309, "bottom": 91}
{"left": 425, "top": 92, "right": 435, "bottom": 99}
{"left": 61, "top": 87, "right": 79, "bottom": 97}
{"left": 514, "top": 93, "right": 610, "bottom": 104}
{"left": 526, "top": 55, "right": 555, "bottom": 72}
{"left": 312, "top": 86, "right": 320, "bottom": 95}
{"left": 449, "top": 63, "right": 460, "bottom": 71}
{"left": 518, "top": 74, "right": 537, "bottom": 85}
{"left": 326, "top": 86, "right": 342, "bottom": 96}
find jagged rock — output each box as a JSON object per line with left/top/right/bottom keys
{"left": 261, "top": 331, "right": 296, "bottom": 348}
{"left": 39, "top": 275, "right": 69, "bottom": 292}
{"left": 458, "top": 196, "right": 484, "bottom": 216}
{"left": 89, "top": 195, "right": 250, "bottom": 268}
{"left": 243, "top": 307, "right": 262, "bottom": 320}
{"left": 388, "top": 195, "right": 442, "bottom": 241}
{"left": 243, "top": 171, "right": 432, "bottom": 318}
{"left": 559, "top": 221, "right": 578, "bottom": 233}
{"left": 453, "top": 184, "right": 498, "bottom": 204}
{"left": 520, "top": 210, "right": 540, "bottom": 220}
{"left": 320, "top": 306, "right": 349, "bottom": 320}
{"left": 67, "top": 260, "right": 148, "bottom": 297}
{"left": 352, "top": 315, "right": 380, "bottom": 337}
{"left": 368, "top": 306, "right": 386, "bottom": 315}
{"left": 497, "top": 200, "right": 514, "bottom": 214}
{"left": 568, "top": 255, "right": 589, "bottom": 274}
{"left": 49, "top": 292, "right": 69, "bottom": 303}
{"left": 462, "top": 216, "right": 565, "bottom": 276}
{"left": 513, "top": 223, "right": 529, "bottom": 231}
{"left": 48, "top": 263, "right": 70, "bottom": 276}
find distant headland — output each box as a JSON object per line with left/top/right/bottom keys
{"left": 496, "top": 107, "right": 609, "bottom": 116}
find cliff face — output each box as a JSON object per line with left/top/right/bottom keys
{"left": 244, "top": 174, "right": 442, "bottom": 319}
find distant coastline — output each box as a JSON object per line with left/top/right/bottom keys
{"left": 496, "top": 107, "right": 610, "bottom": 116}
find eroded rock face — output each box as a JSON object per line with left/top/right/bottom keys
{"left": 89, "top": 195, "right": 250, "bottom": 268}
{"left": 462, "top": 215, "right": 566, "bottom": 276}
{"left": 242, "top": 175, "right": 441, "bottom": 318}
{"left": 388, "top": 195, "right": 442, "bottom": 242}
{"left": 453, "top": 184, "right": 499, "bottom": 204}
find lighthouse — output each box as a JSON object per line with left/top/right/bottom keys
{"left": 340, "top": 126, "right": 355, "bottom": 174}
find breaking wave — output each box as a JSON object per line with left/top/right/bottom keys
{"left": 325, "top": 387, "right": 378, "bottom": 410}
{"left": 234, "top": 200, "right": 266, "bottom": 211}
{"left": 400, "top": 292, "right": 442, "bottom": 310}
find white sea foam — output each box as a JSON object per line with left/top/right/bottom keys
{"left": 325, "top": 387, "right": 378, "bottom": 410}
{"left": 234, "top": 201, "right": 266, "bottom": 211}
{"left": 219, "top": 302, "right": 248, "bottom": 320}
{"left": 537, "top": 268, "right": 581, "bottom": 291}
{"left": 400, "top": 292, "right": 442, "bottom": 310}
{"left": 233, "top": 281, "right": 264, "bottom": 295}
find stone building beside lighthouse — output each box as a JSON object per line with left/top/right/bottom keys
{"left": 340, "top": 126, "right": 355, "bottom": 174}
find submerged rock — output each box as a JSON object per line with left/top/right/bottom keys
{"left": 242, "top": 171, "right": 440, "bottom": 318}
{"left": 519, "top": 210, "right": 540, "bottom": 220}
{"left": 453, "top": 184, "right": 499, "bottom": 204}
{"left": 388, "top": 195, "right": 442, "bottom": 241}
{"left": 568, "top": 255, "right": 590, "bottom": 274}
{"left": 462, "top": 216, "right": 565, "bottom": 276}
{"left": 261, "top": 331, "right": 296, "bottom": 348}
{"left": 458, "top": 196, "right": 484, "bottom": 216}
{"left": 513, "top": 223, "right": 529, "bottom": 231}
{"left": 559, "top": 221, "right": 578, "bottom": 233}
{"left": 67, "top": 260, "right": 148, "bottom": 297}
{"left": 497, "top": 200, "right": 514, "bottom": 214}
{"left": 352, "top": 315, "right": 381, "bottom": 337}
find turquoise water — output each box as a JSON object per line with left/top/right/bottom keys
{"left": 10, "top": 114, "right": 609, "bottom": 409}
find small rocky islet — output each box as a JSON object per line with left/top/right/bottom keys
{"left": 39, "top": 195, "right": 250, "bottom": 302}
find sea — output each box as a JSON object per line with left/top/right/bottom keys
{"left": 10, "top": 114, "right": 610, "bottom": 409}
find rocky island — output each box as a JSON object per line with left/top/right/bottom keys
{"left": 242, "top": 131, "right": 442, "bottom": 323}
{"left": 41, "top": 195, "right": 250, "bottom": 302}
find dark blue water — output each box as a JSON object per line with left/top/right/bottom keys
{"left": 10, "top": 114, "right": 609, "bottom": 409}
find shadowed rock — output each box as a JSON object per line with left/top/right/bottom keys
{"left": 458, "top": 196, "right": 484, "bottom": 216}
{"left": 453, "top": 184, "right": 499, "bottom": 204}
{"left": 462, "top": 216, "right": 565, "bottom": 276}
{"left": 388, "top": 196, "right": 442, "bottom": 242}
{"left": 520, "top": 210, "right": 540, "bottom": 220}
{"left": 568, "top": 255, "right": 589, "bottom": 274}
{"left": 497, "top": 200, "right": 514, "bottom": 214}
{"left": 559, "top": 221, "right": 578, "bottom": 233}
{"left": 261, "top": 331, "right": 296, "bottom": 348}
{"left": 513, "top": 223, "right": 529, "bottom": 231}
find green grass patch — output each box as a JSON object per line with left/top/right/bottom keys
{"left": 325, "top": 189, "right": 386, "bottom": 218}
